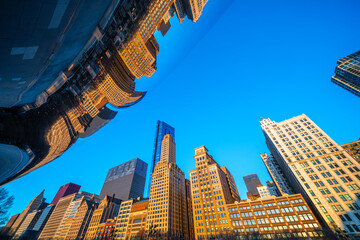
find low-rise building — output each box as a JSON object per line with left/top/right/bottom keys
{"left": 94, "top": 219, "right": 116, "bottom": 240}
{"left": 227, "top": 194, "right": 324, "bottom": 239}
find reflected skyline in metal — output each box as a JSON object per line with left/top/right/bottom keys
{"left": 0, "top": 0, "right": 209, "bottom": 186}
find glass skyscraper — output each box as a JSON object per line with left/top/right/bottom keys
{"left": 147, "top": 121, "right": 175, "bottom": 196}
{"left": 331, "top": 50, "right": 360, "bottom": 97}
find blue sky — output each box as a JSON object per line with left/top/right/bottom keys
{"left": 6, "top": 0, "right": 360, "bottom": 218}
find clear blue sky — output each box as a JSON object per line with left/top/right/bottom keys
{"left": 6, "top": 0, "right": 360, "bottom": 218}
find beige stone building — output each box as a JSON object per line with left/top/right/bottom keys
{"left": 114, "top": 199, "right": 134, "bottom": 239}
{"left": 124, "top": 199, "right": 149, "bottom": 239}
{"left": 341, "top": 140, "right": 360, "bottom": 163}
{"left": 65, "top": 200, "right": 98, "bottom": 239}
{"left": 228, "top": 194, "right": 324, "bottom": 239}
{"left": 189, "top": 146, "right": 239, "bottom": 239}
{"left": 39, "top": 193, "right": 78, "bottom": 240}
{"left": 260, "top": 114, "right": 360, "bottom": 238}
{"left": 146, "top": 134, "right": 188, "bottom": 238}
{"left": 38, "top": 192, "right": 95, "bottom": 240}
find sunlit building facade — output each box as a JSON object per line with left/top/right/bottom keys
{"left": 331, "top": 50, "right": 360, "bottom": 97}
{"left": 94, "top": 219, "right": 116, "bottom": 240}
{"left": 13, "top": 210, "right": 42, "bottom": 239}
{"left": 85, "top": 195, "right": 121, "bottom": 239}
{"left": 114, "top": 199, "right": 135, "bottom": 239}
{"left": 9, "top": 190, "right": 45, "bottom": 236}
{"left": 221, "top": 167, "right": 241, "bottom": 202}
{"left": 146, "top": 134, "right": 188, "bottom": 238}
{"left": 65, "top": 200, "right": 98, "bottom": 239}
{"left": 183, "top": 0, "right": 209, "bottom": 22}
{"left": 124, "top": 199, "right": 149, "bottom": 239}
{"left": 189, "top": 146, "right": 238, "bottom": 239}
{"left": 228, "top": 194, "right": 324, "bottom": 239}
{"left": 341, "top": 140, "right": 360, "bottom": 163}
{"left": 260, "top": 114, "right": 360, "bottom": 237}
{"left": 38, "top": 191, "right": 95, "bottom": 240}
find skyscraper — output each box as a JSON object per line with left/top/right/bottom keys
{"left": 146, "top": 134, "right": 188, "bottom": 238}
{"left": 221, "top": 167, "right": 241, "bottom": 201}
{"left": 64, "top": 199, "right": 98, "bottom": 239}
{"left": 9, "top": 190, "right": 45, "bottom": 236}
{"left": 100, "top": 158, "right": 147, "bottom": 200}
{"left": 13, "top": 210, "right": 43, "bottom": 239}
{"left": 331, "top": 50, "right": 360, "bottom": 97}
{"left": 189, "top": 146, "right": 239, "bottom": 239}
{"left": 147, "top": 121, "right": 175, "bottom": 196}
{"left": 260, "top": 114, "right": 360, "bottom": 238}
{"left": 38, "top": 191, "right": 95, "bottom": 240}
{"left": 243, "top": 174, "right": 262, "bottom": 195}
{"left": 260, "top": 153, "right": 294, "bottom": 195}
{"left": 51, "top": 183, "right": 81, "bottom": 205}
{"left": 341, "top": 140, "right": 360, "bottom": 163}
{"left": 32, "top": 205, "right": 55, "bottom": 233}
{"left": 183, "top": 0, "right": 210, "bottom": 22}
{"left": 85, "top": 195, "right": 121, "bottom": 239}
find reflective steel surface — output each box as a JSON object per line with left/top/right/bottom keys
{"left": 0, "top": 0, "right": 209, "bottom": 185}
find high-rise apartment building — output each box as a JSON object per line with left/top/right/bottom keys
{"left": 13, "top": 210, "right": 43, "bottom": 239}
{"left": 9, "top": 190, "right": 45, "bottom": 236}
{"left": 342, "top": 140, "right": 360, "bottom": 163}
{"left": 100, "top": 158, "right": 147, "bottom": 200}
{"left": 56, "top": 197, "right": 85, "bottom": 239}
{"left": 148, "top": 120, "right": 175, "bottom": 196}
{"left": 115, "top": 199, "right": 136, "bottom": 239}
{"left": 183, "top": 0, "right": 209, "bottom": 22}
{"left": 51, "top": 183, "right": 81, "bottom": 205}
{"left": 261, "top": 153, "right": 294, "bottom": 195}
{"left": 227, "top": 194, "right": 324, "bottom": 238}
{"left": 65, "top": 200, "right": 98, "bottom": 239}
{"left": 243, "top": 174, "right": 262, "bottom": 196}
{"left": 331, "top": 50, "right": 360, "bottom": 97}
{"left": 221, "top": 167, "right": 241, "bottom": 202}
{"left": 32, "top": 205, "right": 55, "bottom": 233}
{"left": 123, "top": 198, "right": 149, "bottom": 238}
{"left": 2, "top": 214, "right": 19, "bottom": 234}
{"left": 85, "top": 195, "right": 121, "bottom": 239}
{"left": 260, "top": 114, "right": 360, "bottom": 237}
{"left": 146, "top": 134, "right": 188, "bottom": 238}
{"left": 189, "top": 146, "right": 239, "bottom": 239}
{"left": 38, "top": 191, "right": 95, "bottom": 240}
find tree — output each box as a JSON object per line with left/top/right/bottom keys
{"left": 0, "top": 187, "right": 15, "bottom": 225}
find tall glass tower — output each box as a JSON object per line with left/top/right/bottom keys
{"left": 331, "top": 50, "right": 360, "bottom": 97}
{"left": 147, "top": 121, "right": 175, "bottom": 196}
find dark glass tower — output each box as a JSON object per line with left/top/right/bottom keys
{"left": 100, "top": 158, "right": 147, "bottom": 200}
{"left": 243, "top": 174, "right": 262, "bottom": 195}
{"left": 331, "top": 50, "right": 360, "bottom": 97}
{"left": 147, "top": 121, "right": 175, "bottom": 196}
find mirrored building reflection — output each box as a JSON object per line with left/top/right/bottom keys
{"left": 0, "top": 0, "right": 210, "bottom": 186}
